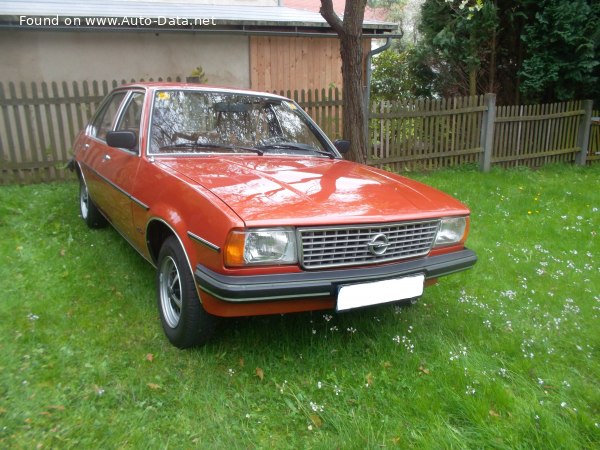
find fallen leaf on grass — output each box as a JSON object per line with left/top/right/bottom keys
{"left": 146, "top": 353, "right": 154, "bottom": 362}
{"left": 489, "top": 409, "right": 500, "bottom": 418}
{"left": 418, "top": 365, "right": 430, "bottom": 375}
{"left": 147, "top": 383, "right": 161, "bottom": 390}
{"left": 255, "top": 367, "right": 264, "bottom": 381}
{"left": 48, "top": 405, "right": 65, "bottom": 411}
{"left": 239, "top": 358, "right": 245, "bottom": 367}
{"left": 310, "top": 414, "right": 323, "bottom": 428}
{"left": 366, "top": 373, "right": 374, "bottom": 387}
{"left": 60, "top": 249, "right": 66, "bottom": 257}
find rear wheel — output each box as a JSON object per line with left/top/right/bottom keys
{"left": 157, "top": 236, "right": 217, "bottom": 348}
{"left": 79, "top": 176, "right": 107, "bottom": 228}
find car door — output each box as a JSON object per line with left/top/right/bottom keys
{"left": 79, "top": 90, "right": 145, "bottom": 240}
{"left": 95, "top": 91, "right": 145, "bottom": 242}
{"left": 79, "top": 91, "right": 129, "bottom": 217}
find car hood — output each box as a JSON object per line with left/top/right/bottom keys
{"left": 158, "top": 156, "right": 470, "bottom": 227}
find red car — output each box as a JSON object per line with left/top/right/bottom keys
{"left": 71, "top": 83, "right": 476, "bottom": 348}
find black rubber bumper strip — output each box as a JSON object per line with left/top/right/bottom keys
{"left": 194, "top": 248, "right": 477, "bottom": 303}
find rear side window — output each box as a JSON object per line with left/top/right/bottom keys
{"left": 90, "top": 92, "right": 127, "bottom": 140}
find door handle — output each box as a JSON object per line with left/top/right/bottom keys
{"left": 102, "top": 154, "right": 111, "bottom": 162}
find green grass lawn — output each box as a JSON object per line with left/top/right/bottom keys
{"left": 1, "top": 164, "right": 598, "bottom": 449}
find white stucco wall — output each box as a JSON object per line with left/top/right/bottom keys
{"left": 0, "top": 30, "right": 250, "bottom": 88}
{"left": 131, "top": 0, "right": 278, "bottom": 4}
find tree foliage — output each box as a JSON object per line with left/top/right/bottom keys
{"left": 373, "top": 0, "right": 600, "bottom": 105}
{"left": 415, "top": 0, "right": 498, "bottom": 97}
{"left": 519, "top": 0, "right": 599, "bottom": 102}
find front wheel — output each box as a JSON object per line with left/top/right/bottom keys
{"left": 157, "top": 236, "right": 217, "bottom": 348}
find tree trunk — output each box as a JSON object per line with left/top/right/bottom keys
{"left": 320, "top": 0, "right": 368, "bottom": 164}
{"left": 340, "top": 34, "right": 366, "bottom": 163}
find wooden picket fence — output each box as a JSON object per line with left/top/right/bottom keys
{"left": 274, "top": 87, "right": 343, "bottom": 141}
{"left": 369, "top": 96, "right": 486, "bottom": 171}
{"left": 0, "top": 77, "right": 183, "bottom": 184}
{"left": 590, "top": 114, "right": 600, "bottom": 164}
{"left": 492, "top": 101, "right": 592, "bottom": 167}
{"left": 369, "top": 95, "right": 595, "bottom": 172}
{"left": 0, "top": 79, "right": 598, "bottom": 184}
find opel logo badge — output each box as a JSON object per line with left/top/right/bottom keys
{"left": 367, "top": 233, "right": 390, "bottom": 256}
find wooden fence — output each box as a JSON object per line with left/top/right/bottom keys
{"left": 0, "top": 79, "right": 598, "bottom": 184}
{"left": 0, "top": 78, "right": 186, "bottom": 184}
{"left": 274, "top": 87, "right": 343, "bottom": 142}
{"left": 590, "top": 114, "right": 600, "bottom": 164}
{"left": 369, "top": 96, "right": 486, "bottom": 171}
{"left": 0, "top": 79, "right": 340, "bottom": 184}
{"left": 369, "top": 94, "right": 596, "bottom": 172}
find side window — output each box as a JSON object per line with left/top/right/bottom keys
{"left": 90, "top": 92, "right": 127, "bottom": 140}
{"left": 116, "top": 92, "right": 145, "bottom": 152}
{"left": 117, "top": 92, "right": 144, "bottom": 133}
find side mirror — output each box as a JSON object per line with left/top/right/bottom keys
{"left": 106, "top": 130, "right": 137, "bottom": 151}
{"left": 333, "top": 139, "right": 350, "bottom": 155}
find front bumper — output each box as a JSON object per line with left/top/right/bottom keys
{"left": 194, "top": 248, "right": 477, "bottom": 303}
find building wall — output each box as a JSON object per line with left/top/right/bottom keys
{"left": 250, "top": 36, "right": 343, "bottom": 93}
{"left": 126, "top": 0, "right": 278, "bottom": 4}
{"left": 0, "top": 30, "right": 251, "bottom": 87}
{"left": 250, "top": 35, "right": 372, "bottom": 93}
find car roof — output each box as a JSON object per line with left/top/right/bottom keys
{"left": 116, "top": 82, "right": 289, "bottom": 101}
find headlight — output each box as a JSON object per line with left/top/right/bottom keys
{"left": 224, "top": 228, "right": 298, "bottom": 266}
{"left": 434, "top": 217, "right": 468, "bottom": 247}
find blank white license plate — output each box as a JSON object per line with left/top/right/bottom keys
{"left": 337, "top": 274, "right": 425, "bottom": 311}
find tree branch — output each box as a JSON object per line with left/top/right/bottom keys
{"left": 319, "top": 0, "right": 344, "bottom": 35}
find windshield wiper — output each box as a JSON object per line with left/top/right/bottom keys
{"left": 257, "top": 143, "right": 335, "bottom": 159}
{"left": 159, "top": 142, "right": 264, "bottom": 155}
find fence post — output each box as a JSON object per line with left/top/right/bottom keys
{"left": 575, "top": 99, "right": 593, "bottom": 166}
{"left": 479, "top": 93, "right": 496, "bottom": 172}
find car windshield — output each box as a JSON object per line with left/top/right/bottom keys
{"left": 149, "top": 90, "right": 331, "bottom": 157}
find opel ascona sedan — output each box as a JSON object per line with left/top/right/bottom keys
{"left": 71, "top": 83, "right": 477, "bottom": 348}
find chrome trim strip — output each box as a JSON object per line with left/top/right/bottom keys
{"left": 197, "top": 284, "right": 329, "bottom": 303}
{"left": 187, "top": 231, "right": 221, "bottom": 253}
{"left": 87, "top": 166, "right": 150, "bottom": 211}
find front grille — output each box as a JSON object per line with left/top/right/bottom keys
{"left": 298, "top": 220, "right": 440, "bottom": 269}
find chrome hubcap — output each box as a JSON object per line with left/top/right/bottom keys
{"left": 159, "top": 256, "right": 182, "bottom": 328}
{"left": 80, "top": 181, "right": 89, "bottom": 219}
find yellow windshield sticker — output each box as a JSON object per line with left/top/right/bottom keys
{"left": 158, "top": 92, "right": 170, "bottom": 101}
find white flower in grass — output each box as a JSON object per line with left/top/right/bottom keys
{"left": 310, "top": 401, "right": 324, "bottom": 412}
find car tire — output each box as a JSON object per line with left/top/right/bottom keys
{"left": 157, "top": 236, "right": 217, "bottom": 348}
{"left": 79, "top": 176, "right": 108, "bottom": 228}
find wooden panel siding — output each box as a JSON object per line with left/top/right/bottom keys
{"left": 250, "top": 36, "right": 344, "bottom": 92}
